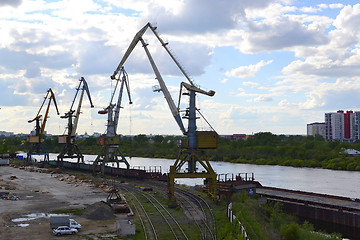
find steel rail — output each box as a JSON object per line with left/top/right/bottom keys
{"left": 134, "top": 179, "right": 216, "bottom": 240}
{"left": 175, "top": 191, "right": 206, "bottom": 239}
{"left": 127, "top": 195, "right": 149, "bottom": 240}
{"left": 111, "top": 182, "right": 158, "bottom": 240}
{"left": 142, "top": 191, "right": 189, "bottom": 240}
{"left": 121, "top": 183, "right": 188, "bottom": 240}
{"left": 176, "top": 188, "right": 217, "bottom": 240}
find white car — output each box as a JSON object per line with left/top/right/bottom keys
{"left": 53, "top": 226, "right": 78, "bottom": 236}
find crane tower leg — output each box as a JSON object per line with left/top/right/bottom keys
{"left": 93, "top": 143, "right": 130, "bottom": 176}
{"left": 167, "top": 90, "right": 217, "bottom": 201}
{"left": 168, "top": 150, "right": 217, "bottom": 201}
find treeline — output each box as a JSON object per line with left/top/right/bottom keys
{"left": 1, "top": 132, "right": 360, "bottom": 171}
{"left": 0, "top": 134, "right": 180, "bottom": 159}
{"left": 208, "top": 132, "right": 360, "bottom": 171}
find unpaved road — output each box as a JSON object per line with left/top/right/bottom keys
{"left": 0, "top": 166, "right": 119, "bottom": 240}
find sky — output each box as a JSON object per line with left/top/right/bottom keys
{"left": 1, "top": 0, "right": 360, "bottom": 136}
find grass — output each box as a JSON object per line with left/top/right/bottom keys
{"left": 231, "top": 192, "right": 343, "bottom": 240}
{"left": 52, "top": 208, "right": 86, "bottom": 216}
{"left": 212, "top": 196, "right": 245, "bottom": 240}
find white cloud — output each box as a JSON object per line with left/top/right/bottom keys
{"left": 220, "top": 78, "right": 228, "bottom": 83}
{"left": 300, "top": 6, "right": 320, "bottom": 13}
{"left": 329, "top": 4, "right": 345, "bottom": 9}
{"left": 1, "top": 0, "right": 360, "bottom": 136}
{"left": 226, "top": 60, "right": 273, "bottom": 79}
{"left": 280, "top": 4, "right": 360, "bottom": 79}
{"left": 0, "top": 0, "right": 22, "bottom": 7}
{"left": 253, "top": 95, "right": 273, "bottom": 102}
{"left": 242, "top": 81, "right": 259, "bottom": 87}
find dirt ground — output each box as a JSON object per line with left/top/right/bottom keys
{"left": 0, "top": 165, "right": 129, "bottom": 240}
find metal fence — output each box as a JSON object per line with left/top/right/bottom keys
{"left": 227, "top": 203, "right": 250, "bottom": 240}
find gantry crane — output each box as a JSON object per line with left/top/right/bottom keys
{"left": 57, "top": 77, "right": 94, "bottom": 166}
{"left": 27, "top": 88, "right": 60, "bottom": 162}
{"left": 93, "top": 67, "right": 132, "bottom": 176}
{"left": 111, "top": 23, "right": 218, "bottom": 200}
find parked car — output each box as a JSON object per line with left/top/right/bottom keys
{"left": 53, "top": 226, "right": 78, "bottom": 236}
{"left": 50, "top": 215, "right": 82, "bottom": 229}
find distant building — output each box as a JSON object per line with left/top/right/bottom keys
{"left": 30, "top": 130, "right": 47, "bottom": 136}
{"left": 78, "top": 132, "right": 90, "bottom": 139}
{"left": 324, "top": 110, "right": 359, "bottom": 142}
{"left": 91, "top": 132, "right": 102, "bottom": 138}
{"left": 0, "top": 131, "right": 14, "bottom": 137}
{"left": 307, "top": 122, "right": 325, "bottom": 139}
{"left": 222, "top": 134, "right": 254, "bottom": 141}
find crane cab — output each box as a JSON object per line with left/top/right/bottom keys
{"left": 181, "top": 131, "right": 218, "bottom": 149}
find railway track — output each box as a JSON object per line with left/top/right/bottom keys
{"left": 124, "top": 188, "right": 158, "bottom": 240}
{"left": 112, "top": 181, "right": 190, "bottom": 240}
{"left": 175, "top": 187, "right": 217, "bottom": 240}
{"left": 108, "top": 179, "right": 217, "bottom": 240}
{"left": 143, "top": 180, "right": 217, "bottom": 240}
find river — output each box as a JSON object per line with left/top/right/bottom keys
{"left": 46, "top": 153, "right": 360, "bottom": 199}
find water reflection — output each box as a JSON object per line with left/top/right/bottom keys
{"left": 47, "top": 154, "right": 360, "bottom": 198}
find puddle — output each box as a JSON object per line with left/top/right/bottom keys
{"left": 12, "top": 217, "right": 36, "bottom": 222}
{"left": 26, "top": 213, "right": 46, "bottom": 218}
{"left": 17, "top": 223, "right": 29, "bottom": 227}
{"left": 11, "top": 213, "right": 47, "bottom": 223}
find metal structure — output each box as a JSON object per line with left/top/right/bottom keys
{"left": 93, "top": 67, "right": 132, "bottom": 176}
{"left": 57, "top": 77, "right": 94, "bottom": 166}
{"left": 111, "top": 22, "right": 218, "bottom": 200}
{"left": 27, "top": 88, "right": 59, "bottom": 162}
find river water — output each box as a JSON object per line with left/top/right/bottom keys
{"left": 47, "top": 153, "right": 360, "bottom": 199}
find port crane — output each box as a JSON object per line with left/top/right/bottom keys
{"left": 111, "top": 23, "right": 218, "bottom": 200}
{"left": 57, "top": 77, "right": 94, "bottom": 166}
{"left": 27, "top": 88, "right": 60, "bottom": 162}
{"left": 93, "top": 67, "right": 132, "bottom": 176}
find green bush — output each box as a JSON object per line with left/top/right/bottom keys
{"left": 281, "top": 223, "right": 300, "bottom": 240}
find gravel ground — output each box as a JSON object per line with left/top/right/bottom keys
{"left": 0, "top": 165, "right": 119, "bottom": 240}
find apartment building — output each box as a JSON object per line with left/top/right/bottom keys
{"left": 307, "top": 122, "right": 325, "bottom": 139}
{"left": 324, "top": 110, "right": 357, "bottom": 142}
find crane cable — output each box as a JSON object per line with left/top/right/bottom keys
{"left": 129, "top": 102, "right": 133, "bottom": 159}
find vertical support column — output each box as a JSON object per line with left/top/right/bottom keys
{"left": 168, "top": 165, "right": 176, "bottom": 201}
{"left": 187, "top": 90, "right": 197, "bottom": 173}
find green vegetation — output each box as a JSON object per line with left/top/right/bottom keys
{"left": 2, "top": 132, "right": 360, "bottom": 171}
{"left": 209, "top": 132, "right": 360, "bottom": 171}
{"left": 213, "top": 196, "right": 245, "bottom": 240}
{"left": 230, "top": 192, "right": 342, "bottom": 240}
{"left": 52, "top": 208, "right": 86, "bottom": 216}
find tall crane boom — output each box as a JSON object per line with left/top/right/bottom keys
{"left": 140, "top": 38, "right": 186, "bottom": 134}
{"left": 112, "top": 23, "right": 218, "bottom": 201}
{"left": 148, "top": 25, "right": 195, "bottom": 86}
{"left": 28, "top": 88, "right": 60, "bottom": 137}
{"left": 94, "top": 67, "right": 132, "bottom": 175}
{"left": 113, "top": 69, "right": 132, "bottom": 135}
{"left": 109, "top": 22, "right": 211, "bottom": 135}
{"left": 99, "top": 67, "right": 132, "bottom": 136}
{"left": 69, "top": 77, "right": 94, "bottom": 136}
{"left": 111, "top": 23, "right": 151, "bottom": 80}
{"left": 27, "top": 88, "right": 59, "bottom": 162}
{"left": 57, "top": 77, "right": 94, "bottom": 165}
